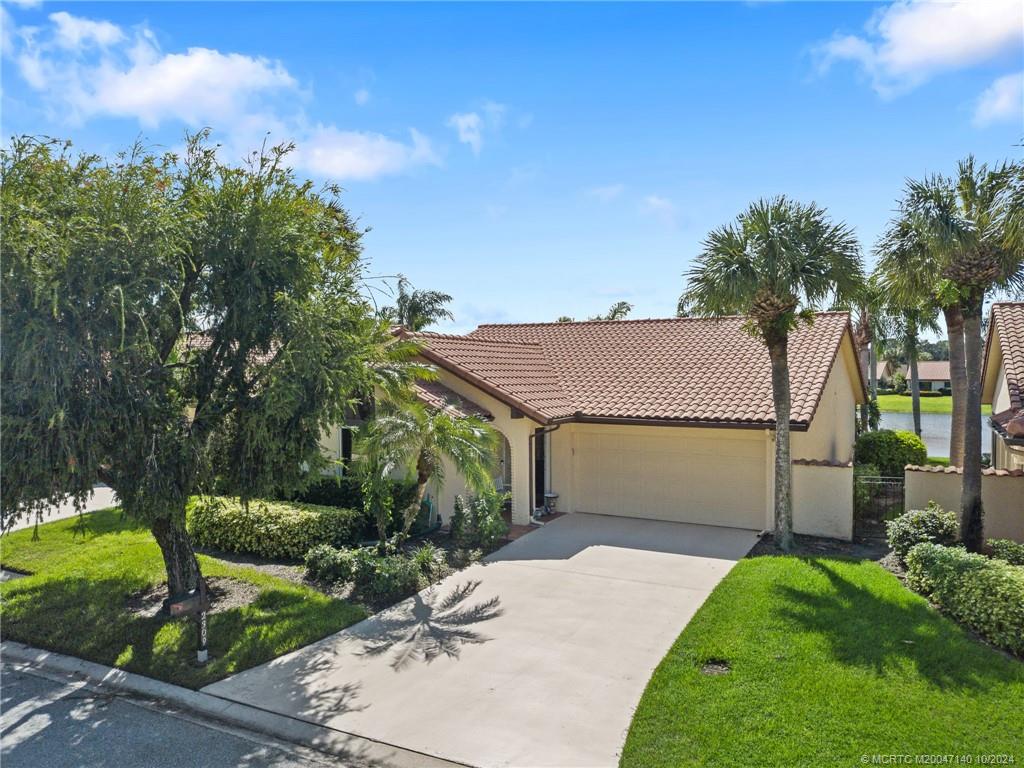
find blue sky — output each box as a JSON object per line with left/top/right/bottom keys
{"left": 3, "top": 1, "right": 1022, "bottom": 332}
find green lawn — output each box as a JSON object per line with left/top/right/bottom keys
{"left": 621, "top": 556, "right": 1024, "bottom": 767}
{"left": 0, "top": 508, "right": 367, "bottom": 689}
{"left": 876, "top": 393, "right": 992, "bottom": 415}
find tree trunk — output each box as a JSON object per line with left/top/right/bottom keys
{"left": 151, "top": 514, "right": 202, "bottom": 603}
{"left": 858, "top": 341, "right": 870, "bottom": 433}
{"left": 400, "top": 450, "right": 432, "bottom": 540}
{"left": 769, "top": 337, "right": 793, "bottom": 552}
{"left": 905, "top": 321, "right": 922, "bottom": 438}
{"left": 960, "top": 302, "right": 985, "bottom": 552}
{"left": 944, "top": 305, "right": 967, "bottom": 467}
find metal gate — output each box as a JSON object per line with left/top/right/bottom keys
{"left": 854, "top": 475, "right": 905, "bottom": 521}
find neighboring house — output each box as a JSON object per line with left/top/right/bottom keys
{"left": 982, "top": 302, "right": 1024, "bottom": 471}
{"left": 915, "top": 360, "right": 951, "bottom": 392}
{"left": 876, "top": 360, "right": 897, "bottom": 387}
{"left": 322, "top": 312, "right": 865, "bottom": 540}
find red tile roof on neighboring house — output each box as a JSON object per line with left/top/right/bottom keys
{"left": 411, "top": 380, "right": 492, "bottom": 421}
{"left": 985, "top": 302, "right": 1024, "bottom": 440}
{"left": 405, "top": 312, "right": 863, "bottom": 429}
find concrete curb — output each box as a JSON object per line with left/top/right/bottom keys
{"left": 1, "top": 641, "right": 467, "bottom": 768}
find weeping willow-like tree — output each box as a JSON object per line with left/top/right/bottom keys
{"left": 1, "top": 134, "right": 408, "bottom": 599}
{"left": 682, "top": 197, "right": 863, "bottom": 551}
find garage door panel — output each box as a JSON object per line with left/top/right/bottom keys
{"left": 574, "top": 428, "right": 765, "bottom": 529}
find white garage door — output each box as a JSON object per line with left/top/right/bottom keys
{"left": 574, "top": 426, "right": 766, "bottom": 530}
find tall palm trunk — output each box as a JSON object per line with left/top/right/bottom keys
{"left": 857, "top": 341, "right": 870, "bottom": 432}
{"left": 905, "top": 317, "right": 922, "bottom": 438}
{"left": 960, "top": 301, "right": 985, "bottom": 552}
{"left": 944, "top": 305, "right": 967, "bottom": 467}
{"left": 768, "top": 335, "right": 793, "bottom": 552}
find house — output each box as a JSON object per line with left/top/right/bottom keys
{"left": 323, "top": 312, "right": 865, "bottom": 540}
{"left": 915, "top": 360, "right": 951, "bottom": 392}
{"left": 875, "top": 360, "right": 896, "bottom": 387}
{"left": 982, "top": 302, "right": 1024, "bottom": 471}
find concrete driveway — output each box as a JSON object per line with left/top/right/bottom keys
{"left": 203, "top": 513, "right": 759, "bottom": 768}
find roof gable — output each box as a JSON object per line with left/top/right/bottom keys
{"left": 410, "top": 312, "right": 857, "bottom": 428}
{"left": 983, "top": 303, "right": 1024, "bottom": 412}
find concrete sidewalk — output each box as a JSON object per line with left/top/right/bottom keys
{"left": 204, "top": 513, "right": 759, "bottom": 767}
{"left": 1, "top": 642, "right": 465, "bottom": 768}
{"left": 2, "top": 486, "right": 117, "bottom": 533}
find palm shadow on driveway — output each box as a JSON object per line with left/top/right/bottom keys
{"left": 357, "top": 580, "right": 503, "bottom": 671}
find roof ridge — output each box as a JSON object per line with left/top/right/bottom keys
{"left": 474, "top": 311, "right": 849, "bottom": 330}
{"left": 408, "top": 331, "right": 543, "bottom": 348}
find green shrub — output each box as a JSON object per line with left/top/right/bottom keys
{"left": 886, "top": 503, "right": 959, "bottom": 562}
{"left": 905, "top": 543, "right": 1024, "bottom": 656}
{"left": 854, "top": 429, "right": 927, "bottom": 476}
{"left": 892, "top": 372, "right": 907, "bottom": 394}
{"left": 354, "top": 553, "right": 423, "bottom": 603}
{"left": 304, "top": 544, "right": 355, "bottom": 582}
{"left": 989, "top": 539, "right": 1024, "bottom": 566}
{"left": 411, "top": 542, "right": 447, "bottom": 580}
{"left": 286, "top": 475, "right": 418, "bottom": 535}
{"left": 451, "top": 488, "right": 509, "bottom": 551}
{"left": 186, "top": 496, "right": 362, "bottom": 560}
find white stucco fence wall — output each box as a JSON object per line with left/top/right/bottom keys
{"left": 904, "top": 466, "right": 1024, "bottom": 543}
{"left": 791, "top": 462, "right": 854, "bottom": 541}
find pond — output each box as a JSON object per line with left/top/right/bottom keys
{"left": 878, "top": 412, "right": 990, "bottom": 458}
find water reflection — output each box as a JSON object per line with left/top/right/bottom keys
{"left": 878, "top": 412, "right": 990, "bottom": 458}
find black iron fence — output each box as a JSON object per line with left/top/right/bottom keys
{"left": 855, "top": 475, "right": 905, "bottom": 522}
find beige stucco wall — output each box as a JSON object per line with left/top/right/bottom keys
{"left": 905, "top": 468, "right": 1024, "bottom": 543}
{"left": 791, "top": 339, "right": 858, "bottom": 464}
{"left": 792, "top": 464, "right": 854, "bottom": 540}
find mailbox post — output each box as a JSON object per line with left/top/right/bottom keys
{"left": 168, "top": 578, "right": 211, "bottom": 665}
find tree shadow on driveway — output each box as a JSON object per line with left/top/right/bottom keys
{"left": 356, "top": 580, "right": 503, "bottom": 671}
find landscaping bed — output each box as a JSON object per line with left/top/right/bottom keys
{"left": 621, "top": 556, "right": 1024, "bottom": 767}
{"left": 0, "top": 508, "right": 367, "bottom": 689}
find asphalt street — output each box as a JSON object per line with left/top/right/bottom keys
{"left": 0, "top": 664, "right": 342, "bottom": 768}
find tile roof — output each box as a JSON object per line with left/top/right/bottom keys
{"left": 914, "top": 360, "right": 951, "bottom": 381}
{"left": 405, "top": 312, "right": 859, "bottom": 428}
{"left": 411, "top": 379, "right": 492, "bottom": 421}
{"left": 989, "top": 302, "right": 1024, "bottom": 412}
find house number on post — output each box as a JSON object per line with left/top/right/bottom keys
{"left": 197, "top": 609, "right": 209, "bottom": 664}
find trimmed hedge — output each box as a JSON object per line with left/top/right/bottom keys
{"left": 855, "top": 429, "right": 927, "bottom": 477}
{"left": 303, "top": 543, "right": 424, "bottom": 603}
{"left": 989, "top": 538, "right": 1024, "bottom": 566}
{"left": 886, "top": 503, "right": 959, "bottom": 562}
{"left": 287, "top": 475, "right": 418, "bottom": 517}
{"left": 906, "top": 542, "right": 1024, "bottom": 656}
{"left": 187, "top": 496, "right": 362, "bottom": 560}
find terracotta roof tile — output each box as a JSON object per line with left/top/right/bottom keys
{"left": 990, "top": 302, "right": 1024, "bottom": 413}
{"left": 407, "top": 312, "right": 855, "bottom": 427}
{"left": 411, "top": 380, "right": 492, "bottom": 421}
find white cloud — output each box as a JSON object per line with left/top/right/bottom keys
{"left": 586, "top": 183, "right": 625, "bottom": 202}
{"left": 354, "top": 87, "right": 370, "bottom": 106}
{"left": 640, "top": 195, "right": 677, "bottom": 227}
{"left": 447, "top": 111, "right": 483, "bottom": 154}
{"left": 973, "top": 71, "right": 1024, "bottom": 127}
{"left": 49, "top": 11, "right": 125, "bottom": 50}
{"left": 4, "top": 11, "right": 440, "bottom": 181}
{"left": 292, "top": 126, "right": 439, "bottom": 181}
{"left": 446, "top": 100, "right": 508, "bottom": 155}
{"left": 816, "top": 0, "right": 1023, "bottom": 97}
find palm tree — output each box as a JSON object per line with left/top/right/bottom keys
{"left": 852, "top": 276, "right": 888, "bottom": 432}
{"left": 383, "top": 274, "right": 454, "bottom": 331}
{"left": 887, "top": 304, "right": 940, "bottom": 438}
{"left": 589, "top": 301, "right": 633, "bottom": 321}
{"left": 905, "top": 157, "right": 1021, "bottom": 551}
{"left": 361, "top": 400, "right": 499, "bottom": 541}
{"left": 683, "top": 197, "right": 862, "bottom": 551}
{"left": 876, "top": 185, "right": 971, "bottom": 465}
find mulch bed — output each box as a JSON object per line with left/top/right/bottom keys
{"left": 748, "top": 526, "right": 889, "bottom": 561}
{"left": 126, "top": 576, "right": 261, "bottom": 619}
